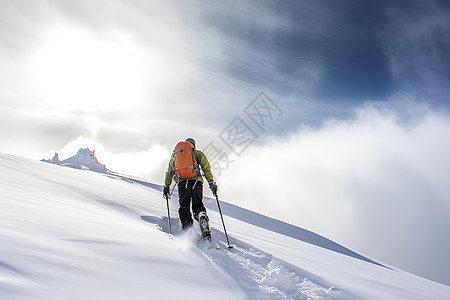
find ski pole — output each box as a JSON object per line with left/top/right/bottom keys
{"left": 215, "top": 193, "right": 233, "bottom": 249}
{"left": 165, "top": 196, "right": 171, "bottom": 235}
{"left": 165, "top": 184, "right": 176, "bottom": 235}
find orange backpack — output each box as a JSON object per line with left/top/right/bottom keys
{"left": 172, "top": 141, "right": 199, "bottom": 181}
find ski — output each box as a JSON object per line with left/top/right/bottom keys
{"left": 197, "top": 235, "right": 221, "bottom": 250}
{"left": 197, "top": 239, "right": 220, "bottom": 250}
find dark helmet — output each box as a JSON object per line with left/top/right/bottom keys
{"left": 185, "top": 138, "right": 196, "bottom": 147}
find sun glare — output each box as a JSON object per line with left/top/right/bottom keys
{"left": 31, "top": 27, "right": 148, "bottom": 112}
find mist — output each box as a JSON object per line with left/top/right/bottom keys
{"left": 220, "top": 100, "right": 450, "bottom": 285}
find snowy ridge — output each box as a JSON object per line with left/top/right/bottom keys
{"left": 1, "top": 152, "right": 450, "bottom": 300}
{"left": 41, "top": 153, "right": 61, "bottom": 165}
{"left": 42, "top": 148, "right": 107, "bottom": 172}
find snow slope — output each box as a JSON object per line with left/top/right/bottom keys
{"left": 1, "top": 152, "right": 449, "bottom": 300}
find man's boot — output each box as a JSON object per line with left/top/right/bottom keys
{"left": 198, "top": 211, "right": 211, "bottom": 241}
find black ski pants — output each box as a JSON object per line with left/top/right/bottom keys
{"left": 178, "top": 180, "right": 206, "bottom": 229}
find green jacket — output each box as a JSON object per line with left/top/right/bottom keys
{"left": 165, "top": 146, "right": 214, "bottom": 186}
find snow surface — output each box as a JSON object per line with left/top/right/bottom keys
{"left": 1, "top": 152, "right": 449, "bottom": 300}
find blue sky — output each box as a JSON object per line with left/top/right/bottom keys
{"left": 1, "top": 0, "right": 450, "bottom": 286}
{"left": 177, "top": 0, "right": 450, "bottom": 130}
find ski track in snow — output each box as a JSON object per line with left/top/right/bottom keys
{"left": 142, "top": 216, "right": 348, "bottom": 300}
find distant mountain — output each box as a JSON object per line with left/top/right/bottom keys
{"left": 41, "top": 152, "right": 62, "bottom": 165}
{"left": 42, "top": 148, "right": 107, "bottom": 172}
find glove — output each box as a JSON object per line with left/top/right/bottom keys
{"left": 163, "top": 185, "right": 170, "bottom": 200}
{"left": 208, "top": 180, "right": 218, "bottom": 196}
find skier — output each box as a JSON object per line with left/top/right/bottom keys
{"left": 163, "top": 138, "right": 218, "bottom": 240}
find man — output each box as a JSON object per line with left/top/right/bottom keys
{"left": 163, "top": 138, "right": 218, "bottom": 240}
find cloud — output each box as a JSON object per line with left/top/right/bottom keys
{"left": 1, "top": 0, "right": 315, "bottom": 165}
{"left": 185, "top": 0, "right": 327, "bottom": 96}
{"left": 382, "top": 0, "right": 450, "bottom": 102}
{"left": 3, "top": 0, "right": 450, "bottom": 162}
{"left": 0, "top": 107, "right": 90, "bottom": 154}
{"left": 0, "top": 0, "right": 220, "bottom": 156}
{"left": 220, "top": 100, "right": 450, "bottom": 285}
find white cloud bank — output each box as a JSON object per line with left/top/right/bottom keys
{"left": 220, "top": 100, "right": 450, "bottom": 285}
